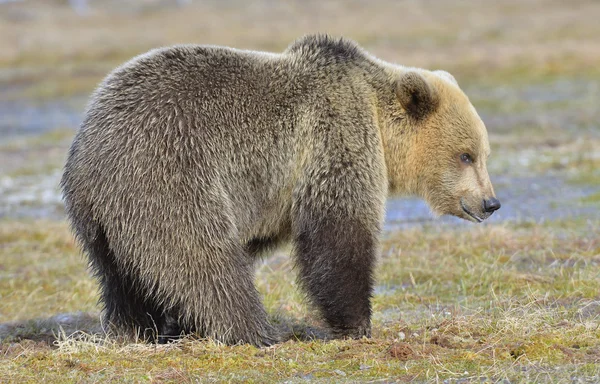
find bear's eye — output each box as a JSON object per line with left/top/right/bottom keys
{"left": 460, "top": 153, "right": 473, "bottom": 164}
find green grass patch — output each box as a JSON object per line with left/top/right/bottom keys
{"left": 581, "top": 191, "right": 600, "bottom": 204}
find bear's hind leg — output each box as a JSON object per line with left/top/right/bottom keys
{"left": 87, "top": 227, "right": 179, "bottom": 343}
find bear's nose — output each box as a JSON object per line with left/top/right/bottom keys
{"left": 483, "top": 197, "right": 501, "bottom": 213}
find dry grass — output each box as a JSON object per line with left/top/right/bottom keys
{"left": 0, "top": 221, "right": 97, "bottom": 325}
{"left": 1, "top": 219, "right": 599, "bottom": 382}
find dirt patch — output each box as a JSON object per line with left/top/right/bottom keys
{"left": 388, "top": 342, "right": 416, "bottom": 361}
{"left": 430, "top": 334, "right": 455, "bottom": 349}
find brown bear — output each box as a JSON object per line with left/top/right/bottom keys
{"left": 61, "top": 35, "right": 500, "bottom": 346}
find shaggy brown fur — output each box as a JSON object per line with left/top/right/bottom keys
{"left": 61, "top": 35, "right": 499, "bottom": 346}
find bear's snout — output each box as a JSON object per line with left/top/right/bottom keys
{"left": 483, "top": 197, "right": 501, "bottom": 213}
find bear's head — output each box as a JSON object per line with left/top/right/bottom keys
{"left": 381, "top": 69, "right": 500, "bottom": 222}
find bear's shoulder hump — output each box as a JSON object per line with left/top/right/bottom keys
{"left": 285, "top": 34, "right": 365, "bottom": 63}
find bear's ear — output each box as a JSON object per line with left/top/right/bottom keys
{"left": 395, "top": 72, "right": 439, "bottom": 120}
{"left": 434, "top": 70, "right": 458, "bottom": 86}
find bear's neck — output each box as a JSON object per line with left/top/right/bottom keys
{"left": 371, "top": 79, "right": 422, "bottom": 198}
{"left": 361, "top": 62, "right": 427, "bottom": 199}
{"left": 382, "top": 131, "right": 421, "bottom": 198}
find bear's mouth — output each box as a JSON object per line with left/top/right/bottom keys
{"left": 460, "top": 200, "right": 483, "bottom": 223}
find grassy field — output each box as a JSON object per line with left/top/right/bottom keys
{"left": 1, "top": 220, "right": 599, "bottom": 382}
{"left": 1, "top": 0, "right": 599, "bottom": 382}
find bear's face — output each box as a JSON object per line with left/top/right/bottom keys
{"left": 385, "top": 70, "right": 500, "bottom": 222}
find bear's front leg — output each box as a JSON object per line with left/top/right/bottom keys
{"left": 293, "top": 211, "right": 380, "bottom": 339}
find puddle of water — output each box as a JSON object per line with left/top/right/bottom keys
{"left": 0, "top": 98, "right": 84, "bottom": 141}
